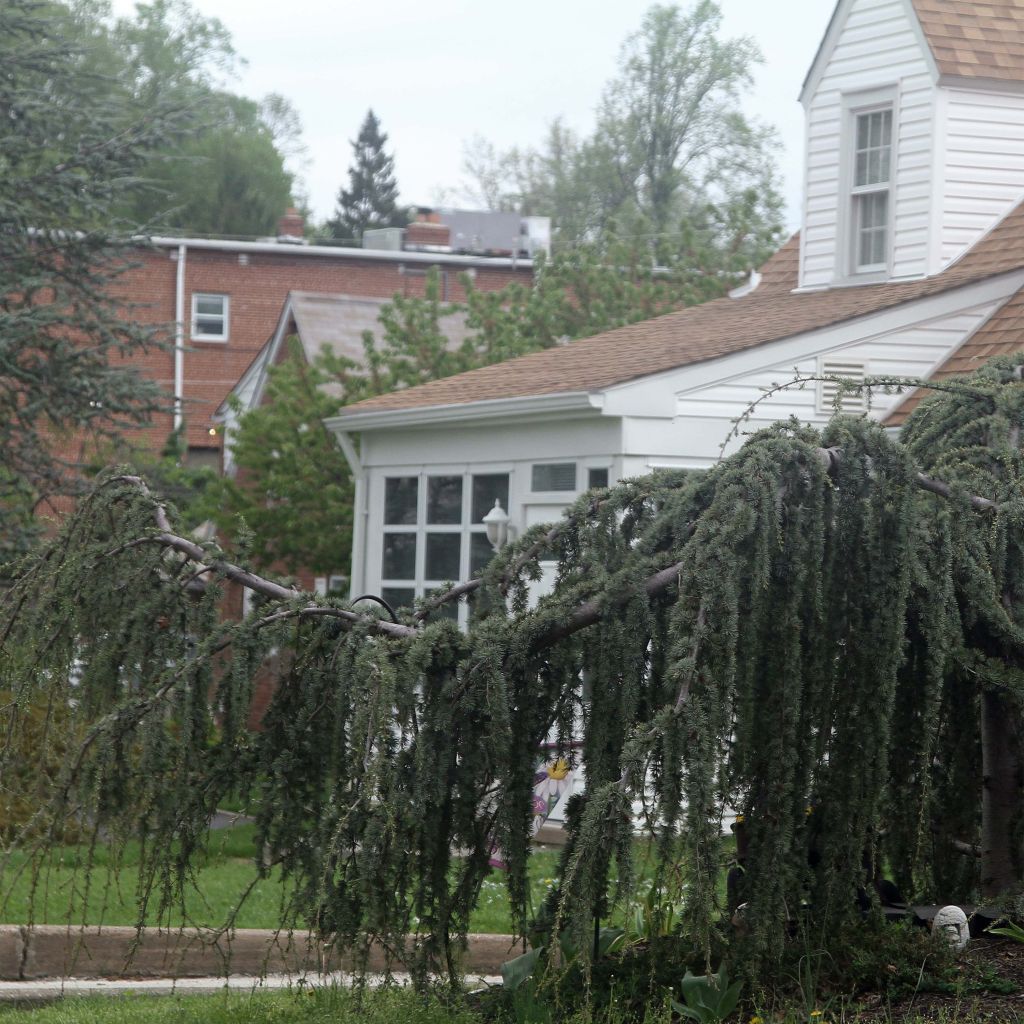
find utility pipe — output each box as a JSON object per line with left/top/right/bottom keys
{"left": 173, "top": 243, "right": 186, "bottom": 433}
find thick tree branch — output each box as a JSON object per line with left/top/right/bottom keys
{"left": 112, "top": 450, "right": 1000, "bottom": 652}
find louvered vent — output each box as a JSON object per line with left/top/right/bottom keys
{"left": 817, "top": 360, "right": 867, "bottom": 414}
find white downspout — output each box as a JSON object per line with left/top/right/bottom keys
{"left": 174, "top": 243, "right": 186, "bottom": 432}
{"left": 334, "top": 430, "right": 367, "bottom": 601}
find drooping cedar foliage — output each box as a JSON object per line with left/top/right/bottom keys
{"left": 2, "top": 357, "right": 1024, "bottom": 983}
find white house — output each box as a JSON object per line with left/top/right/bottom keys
{"left": 326, "top": 0, "right": 1024, "bottom": 619}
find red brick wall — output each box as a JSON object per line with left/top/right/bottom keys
{"left": 113, "top": 244, "right": 531, "bottom": 453}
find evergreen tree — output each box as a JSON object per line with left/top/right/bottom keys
{"left": 7, "top": 359, "right": 1024, "bottom": 996}
{"left": 0, "top": 0, "right": 185, "bottom": 560}
{"left": 328, "top": 109, "right": 406, "bottom": 244}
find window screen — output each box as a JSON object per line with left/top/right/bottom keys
{"left": 532, "top": 462, "right": 576, "bottom": 492}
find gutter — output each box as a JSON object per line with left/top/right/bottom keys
{"left": 325, "top": 390, "right": 603, "bottom": 434}
{"left": 149, "top": 235, "right": 533, "bottom": 272}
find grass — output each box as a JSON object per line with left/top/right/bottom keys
{"left": 0, "top": 825, "right": 565, "bottom": 934}
{"left": 0, "top": 986, "right": 484, "bottom": 1024}
{"left": 0, "top": 986, "right": 1011, "bottom": 1024}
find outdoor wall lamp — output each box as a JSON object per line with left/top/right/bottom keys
{"left": 483, "top": 498, "right": 511, "bottom": 550}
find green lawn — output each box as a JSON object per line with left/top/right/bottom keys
{"left": 0, "top": 826, "right": 564, "bottom": 934}
{"left": 0, "top": 986, "right": 485, "bottom": 1024}
{"left": 0, "top": 985, "right": 1006, "bottom": 1024}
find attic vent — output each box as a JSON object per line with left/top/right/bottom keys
{"left": 817, "top": 360, "right": 867, "bottom": 415}
{"left": 532, "top": 462, "right": 577, "bottom": 492}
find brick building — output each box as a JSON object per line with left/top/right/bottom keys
{"left": 113, "top": 212, "right": 534, "bottom": 467}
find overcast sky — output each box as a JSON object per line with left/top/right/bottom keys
{"left": 109, "top": 0, "right": 836, "bottom": 234}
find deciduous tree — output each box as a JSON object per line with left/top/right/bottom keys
{"left": 463, "top": 2, "right": 783, "bottom": 267}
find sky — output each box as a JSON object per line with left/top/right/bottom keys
{"left": 109, "top": 0, "right": 837, "bottom": 234}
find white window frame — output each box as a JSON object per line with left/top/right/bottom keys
{"left": 378, "top": 468, "right": 513, "bottom": 625}
{"left": 837, "top": 87, "right": 897, "bottom": 282}
{"left": 191, "top": 292, "right": 230, "bottom": 342}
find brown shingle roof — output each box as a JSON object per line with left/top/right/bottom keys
{"left": 341, "top": 202, "right": 1024, "bottom": 418}
{"left": 886, "top": 281, "right": 1024, "bottom": 425}
{"left": 911, "top": 0, "right": 1024, "bottom": 83}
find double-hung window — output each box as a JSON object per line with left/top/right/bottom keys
{"left": 380, "top": 471, "right": 510, "bottom": 621}
{"left": 192, "top": 293, "right": 229, "bottom": 341}
{"left": 850, "top": 107, "right": 892, "bottom": 274}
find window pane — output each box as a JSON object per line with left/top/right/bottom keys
{"left": 427, "top": 476, "right": 462, "bottom": 524}
{"left": 588, "top": 467, "right": 609, "bottom": 490}
{"left": 385, "top": 477, "right": 418, "bottom": 525}
{"left": 880, "top": 109, "right": 892, "bottom": 145}
{"left": 857, "top": 114, "right": 869, "bottom": 149}
{"left": 426, "top": 533, "right": 461, "bottom": 581}
{"left": 381, "top": 587, "right": 415, "bottom": 612}
{"left": 470, "top": 532, "right": 494, "bottom": 575}
{"left": 195, "top": 317, "right": 224, "bottom": 336}
{"left": 532, "top": 462, "right": 577, "bottom": 491}
{"left": 869, "top": 110, "right": 881, "bottom": 148}
{"left": 382, "top": 533, "right": 417, "bottom": 579}
{"left": 471, "top": 473, "right": 510, "bottom": 523}
{"left": 196, "top": 295, "right": 224, "bottom": 315}
{"left": 426, "top": 589, "right": 459, "bottom": 622}
{"left": 855, "top": 151, "right": 868, "bottom": 187}
{"left": 863, "top": 192, "right": 886, "bottom": 228}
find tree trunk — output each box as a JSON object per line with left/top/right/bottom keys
{"left": 979, "top": 687, "right": 1022, "bottom": 898}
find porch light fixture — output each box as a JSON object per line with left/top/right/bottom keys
{"left": 483, "top": 498, "right": 510, "bottom": 550}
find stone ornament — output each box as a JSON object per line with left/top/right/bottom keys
{"left": 932, "top": 905, "right": 970, "bottom": 952}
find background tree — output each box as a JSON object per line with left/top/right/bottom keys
{"left": 462, "top": 1, "right": 783, "bottom": 267}
{"left": 0, "top": 0, "right": 186, "bottom": 560}
{"left": 59, "top": 0, "right": 300, "bottom": 237}
{"left": 208, "top": 341, "right": 356, "bottom": 577}
{"left": 328, "top": 109, "right": 408, "bottom": 244}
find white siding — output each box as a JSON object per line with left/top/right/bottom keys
{"left": 800, "top": 0, "right": 935, "bottom": 287}
{"left": 671, "top": 301, "right": 999, "bottom": 463}
{"left": 940, "top": 89, "right": 1024, "bottom": 267}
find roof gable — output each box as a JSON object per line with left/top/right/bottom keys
{"left": 800, "top": 0, "right": 938, "bottom": 105}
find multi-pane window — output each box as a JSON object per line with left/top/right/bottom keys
{"left": 851, "top": 108, "right": 892, "bottom": 272}
{"left": 380, "top": 471, "right": 510, "bottom": 619}
{"left": 191, "top": 293, "right": 229, "bottom": 341}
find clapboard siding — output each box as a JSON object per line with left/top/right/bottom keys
{"left": 800, "top": 0, "right": 935, "bottom": 288}
{"left": 673, "top": 303, "right": 999, "bottom": 445}
{"left": 940, "top": 90, "right": 1024, "bottom": 266}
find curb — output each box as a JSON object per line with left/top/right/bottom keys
{"left": 0, "top": 927, "right": 521, "bottom": 982}
{"left": 0, "top": 972, "right": 504, "bottom": 1003}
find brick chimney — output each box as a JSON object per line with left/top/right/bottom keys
{"left": 404, "top": 212, "right": 451, "bottom": 251}
{"left": 277, "top": 207, "right": 305, "bottom": 243}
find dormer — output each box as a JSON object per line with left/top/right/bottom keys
{"left": 798, "top": 0, "right": 1024, "bottom": 290}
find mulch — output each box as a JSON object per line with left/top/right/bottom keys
{"left": 849, "top": 936, "right": 1024, "bottom": 1023}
